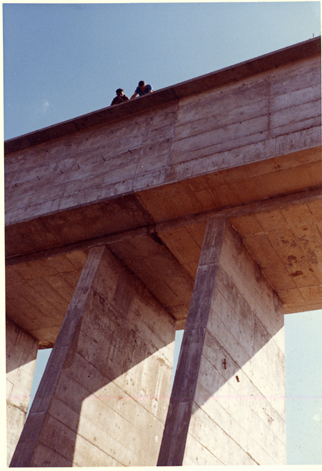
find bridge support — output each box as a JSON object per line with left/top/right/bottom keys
{"left": 6, "top": 318, "right": 38, "bottom": 465}
{"left": 5, "top": 37, "right": 320, "bottom": 466}
{"left": 158, "top": 218, "right": 286, "bottom": 465}
{"left": 10, "top": 246, "right": 175, "bottom": 467}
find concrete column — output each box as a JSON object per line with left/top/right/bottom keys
{"left": 6, "top": 317, "right": 38, "bottom": 465}
{"left": 158, "top": 217, "right": 226, "bottom": 465}
{"left": 10, "top": 245, "right": 175, "bottom": 467}
{"left": 158, "top": 219, "right": 286, "bottom": 466}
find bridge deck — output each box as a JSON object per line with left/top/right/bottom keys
{"left": 5, "top": 37, "right": 322, "bottom": 348}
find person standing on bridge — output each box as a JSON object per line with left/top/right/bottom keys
{"left": 131, "top": 81, "right": 153, "bottom": 99}
{"left": 111, "top": 88, "right": 129, "bottom": 106}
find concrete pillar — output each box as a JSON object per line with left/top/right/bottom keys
{"left": 10, "top": 245, "right": 175, "bottom": 467}
{"left": 158, "top": 219, "right": 286, "bottom": 465}
{"left": 6, "top": 317, "right": 38, "bottom": 466}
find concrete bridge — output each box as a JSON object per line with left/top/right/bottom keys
{"left": 6, "top": 36, "right": 321, "bottom": 466}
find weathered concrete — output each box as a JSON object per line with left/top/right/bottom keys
{"left": 10, "top": 246, "right": 175, "bottom": 467}
{"left": 4, "top": 36, "right": 320, "bottom": 155}
{"left": 159, "top": 221, "right": 285, "bottom": 465}
{"left": 5, "top": 52, "right": 321, "bottom": 229}
{"left": 6, "top": 250, "right": 87, "bottom": 349}
{"left": 5, "top": 37, "right": 320, "bottom": 466}
{"left": 6, "top": 317, "right": 38, "bottom": 465}
{"left": 158, "top": 217, "right": 226, "bottom": 465}
{"left": 5, "top": 38, "right": 322, "bottom": 333}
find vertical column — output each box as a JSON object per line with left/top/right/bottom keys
{"left": 11, "top": 245, "right": 175, "bottom": 467}
{"left": 6, "top": 317, "right": 38, "bottom": 465}
{"left": 157, "top": 217, "right": 226, "bottom": 466}
{"left": 10, "top": 245, "right": 105, "bottom": 467}
{"left": 158, "top": 220, "right": 286, "bottom": 466}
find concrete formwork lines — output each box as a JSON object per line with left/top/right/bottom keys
{"left": 11, "top": 245, "right": 176, "bottom": 467}
{"left": 175, "top": 54, "right": 320, "bottom": 134}
{"left": 50, "top": 351, "right": 165, "bottom": 464}
{"left": 167, "top": 127, "right": 321, "bottom": 187}
{"left": 219, "top": 233, "right": 284, "bottom": 341}
{"left": 157, "top": 217, "right": 226, "bottom": 466}
{"left": 51, "top": 373, "right": 146, "bottom": 466}
{"left": 47, "top": 397, "right": 137, "bottom": 467}
{"left": 204, "top": 293, "right": 285, "bottom": 429}
{"left": 184, "top": 432, "right": 225, "bottom": 465}
{"left": 9, "top": 246, "right": 105, "bottom": 467}
{"left": 156, "top": 219, "right": 286, "bottom": 466}
{"left": 195, "top": 362, "right": 285, "bottom": 462}
{"left": 6, "top": 318, "right": 38, "bottom": 466}
{"left": 6, "top": 184, "right": 322, "bottom": 268}
{"left": 192, "top": 401, "right": 262, "bottom": 465}
{"left": 71, "top": 328, "right": 173, "bottom": 422}
{"left": 6, "top": 38, "right": 319, "bottom": 466}
{"left": 5, "top": 74, "right": 321, "bottom": 230}
{"left": 199, "top": 335, "right": 285, "bottom": 445}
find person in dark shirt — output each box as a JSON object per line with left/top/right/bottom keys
{"left": 131, "top": 81, "right": 153, "bottom": 99}
{"left": 111, "top": 88, "right": 129, "bottom": 106}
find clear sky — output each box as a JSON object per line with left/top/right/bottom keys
{"left": 4, "top": 0, "right": 322, "bottom": 465}
{"left": 3, "top": 1, "right": 321, "bottom": 139}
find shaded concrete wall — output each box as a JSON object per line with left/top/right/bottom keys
{"left": 6, "top": 317, "right": 38, "bottom": 465}
{"left": 11, "top": 246, "right": 175, "bottom": 467}
{"left": 5, "top": 54, "right": 321, "bottom": 227}
{"left": 158, "top": 221, "right": 285, "bottom": 465}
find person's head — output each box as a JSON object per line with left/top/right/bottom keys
{"left": 138, "top": 81, "right": 146, "bottom": 90}
{"left": 116, "top": 88, "right": 124, "bottom": 96}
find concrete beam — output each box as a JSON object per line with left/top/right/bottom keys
{"left": 6, "top": 184, "right": 322, "bottom": 266}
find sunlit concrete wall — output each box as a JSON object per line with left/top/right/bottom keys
{"left": 5, "top": 52, "right": 320, "bottom": 228}
{"left": 183, "top": 223, "right": 286, "bottom": 465}
{"left": 6, "top": 317, "right": 38, "bottom": 465}
{"left": 10, "top": 247, "right": 175, "bottom": 467}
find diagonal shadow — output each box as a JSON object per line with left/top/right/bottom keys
{"left": 10, "top": 245, "right": 176, "bottom": 467}
{"left": 161, "top": 221, "right": 285, "bottom": 466}
{"left": 11, "top": 222, "right": 285, "bottom": 467}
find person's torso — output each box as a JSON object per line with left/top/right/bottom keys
{"left": 136, "top": 84, "right": 152, "bottom": 96}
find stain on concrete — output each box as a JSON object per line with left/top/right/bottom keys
{"left": 290, "top": 270, "right": 303, "bottom": 277}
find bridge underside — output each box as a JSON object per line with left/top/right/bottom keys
{"left": 6, "top": 37, "right": 322, "bottom": 466}
{"left": 6, "top": 145, "right": 322, "bottom": 348}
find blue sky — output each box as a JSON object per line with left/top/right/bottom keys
{"left": 4, "top": 1, "right": 322, "bottom": 465}
{"left": 3, "top": 1, "right": 321, "bottom": 139}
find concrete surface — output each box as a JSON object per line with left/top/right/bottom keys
{"left": 10, "top": 247, "right": 175, "bottom": 467}
{"left": 158, "top": 221, "right": 285, "bottom": 465}
{"left": 6, "top": 317, "right": 38, "bottom": 465}
{"left": 5, "top": 37, "right": 321, "bottom": 466}
{"left": 5, "top": 39, "right": 322, "bottom": 349}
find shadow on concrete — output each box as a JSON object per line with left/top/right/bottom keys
{"left": 10, "top": 250, "right": 176, "bottom": 467}
{"left": 11, "top": 229, "right": 284, "bottom": 467}
{"left": 161, "top": 259, "right": 285, "bottom": 465}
